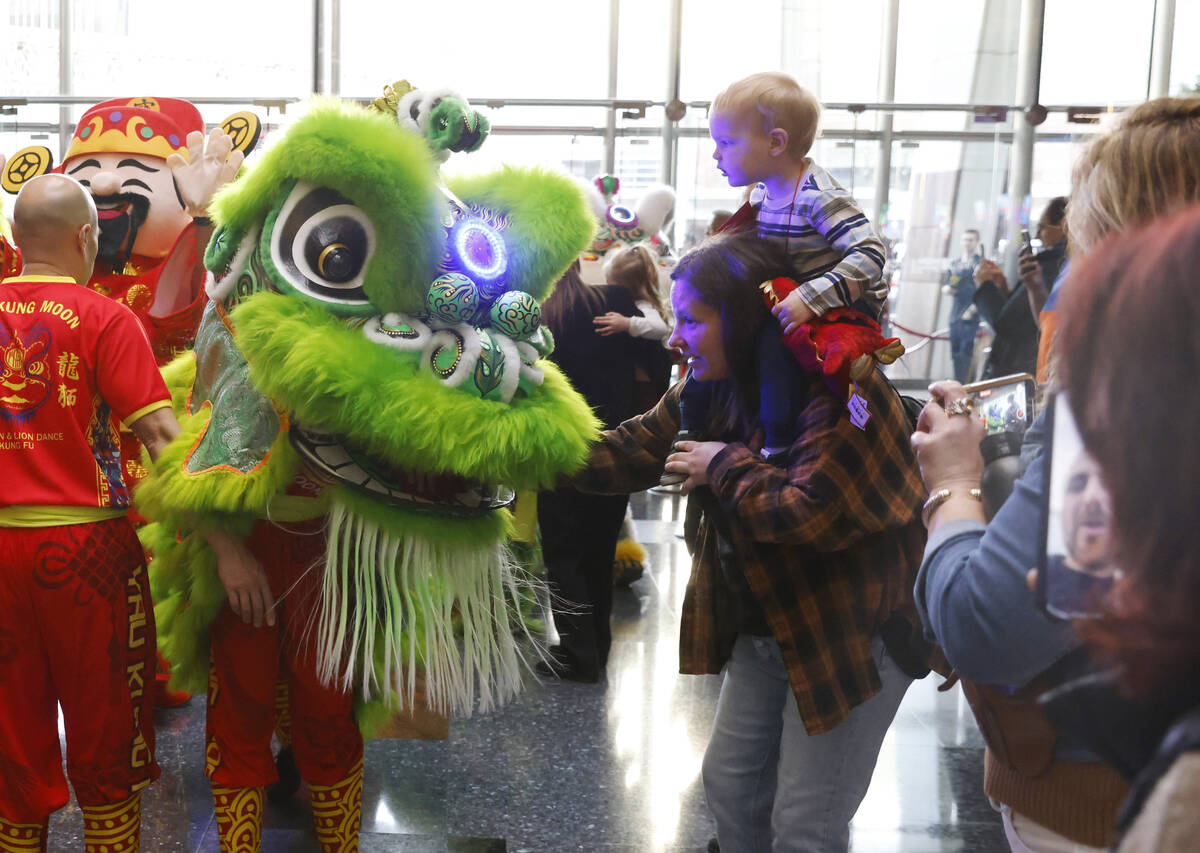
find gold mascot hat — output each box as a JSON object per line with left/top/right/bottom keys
{"left": 64, "top": 97, "right": 204, "bottom": 163}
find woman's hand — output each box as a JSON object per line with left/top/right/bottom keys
{"left": 1018, "top": 248, "right": 1049, "bottom": 314}
{"left": 910, "top": 380, "right": 986, "bottom": 494}
{"left": 975, "top": 258, "right": 1008, "bottom": 294}
{"left": 664, "top": 439, "right": 727, "bottom": 495}
{"left": 593, "top": 312, "right": 631, "bottom": 336}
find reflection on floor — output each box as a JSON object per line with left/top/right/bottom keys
{"left": 49, "top": 489, "right": 1007, "bottom": 852}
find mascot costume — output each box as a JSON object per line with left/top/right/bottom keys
{"left": 136, "top": 88, "right": 598, "bottom": 850}
{"left": 0, "top": 162, "right": 22, "bottom": 278}
{"left": 3, "top": 98, "right": 257, "bottom": 368}
{"left": 578, "top": 173, "right": 676, "bottom": 288}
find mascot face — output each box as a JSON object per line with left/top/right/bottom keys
{"left": 200, "top": 100, "right": 596, "bottom": 514}
{"left": 64, "top": 152, "right": 190, "bottom": 261}
{"left": 55, "top": 97, "right": 207, "bottom": 265}
{"left": 578, "top": 175, "right": 677, "bottom": 288}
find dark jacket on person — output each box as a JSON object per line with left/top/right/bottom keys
{"left": 975, "top": 281, "right": 1039, "bottom": 379}
{"left": 545, "top": 284, "right": 640, "bottom": 430}
{"left": 974, "top": 240, "right": 1068, "bottom": 379}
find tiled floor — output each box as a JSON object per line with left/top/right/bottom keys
{"left": 47, "top": 489, "right": 1007, "bottom": 852}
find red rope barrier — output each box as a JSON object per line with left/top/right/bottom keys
{"left": 890, "top": 320, "right": 951, "bottom": 341}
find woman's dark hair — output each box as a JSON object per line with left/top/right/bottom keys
{"left": 1058, "top": 204, "right": 1200, "bottom": 694}
{"left": 540, "top": 259, "right": 602, "bottom": 338}
{"left": 670, "top": 234, "right": 788, "bottom": 437}
{"left": 1043, "top": 196, "right": 1068, "bottom": 227}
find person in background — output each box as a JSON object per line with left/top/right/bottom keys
{"left": 593, "top": 242, "right": 673, "bottom": 342}
{"left": 944, "top": 228, "right": 983, "bottom": 383}
{"left": 1023, "top": 196, "right": 1069, "bottom": 318}
{"left": 910, "top": 97, "right": 1200, "bottom": 852}
{"left": 709, "top": 208, "right": 734, "bottom": 236}
{"left": 537, "top": 260, "right": 641, "bottom": 682}
{"left": 593, "top": 242, "right": 673, "bottom": 412}
{"left": 972, "top": 197, "right": 1068, "bottom": 380}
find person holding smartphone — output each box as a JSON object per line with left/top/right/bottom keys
{"left": 970, "top": 233, "right": 1042, "bottom": 380}
{"left": 909, "top": 97, "right": 1200, "bottom": 852}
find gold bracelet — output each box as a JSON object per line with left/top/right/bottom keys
{"left": 921, "top": 487, "right": 982, "bottom": 527}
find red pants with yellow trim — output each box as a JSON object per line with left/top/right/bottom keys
{"left": 205, "top": 519, "right": 363, "bottom": 788}
{"left": 0, "top": 519, "right": 159, "bottom": 823}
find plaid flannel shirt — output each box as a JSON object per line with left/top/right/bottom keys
{"left": 575, "top": 370, "right": 927, "bottom": 734}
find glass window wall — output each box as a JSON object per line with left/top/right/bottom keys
{"left": 0, "top": 0, "right": 1185, "bottom": 384}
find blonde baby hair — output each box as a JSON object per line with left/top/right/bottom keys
{"left": 713, "top": 72, "right": 821, "bottom": 160}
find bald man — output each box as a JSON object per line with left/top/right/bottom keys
{"left": 0, "top": 173, "right": 178, "bottom": 850}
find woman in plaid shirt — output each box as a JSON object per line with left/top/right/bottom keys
{"left": 575, "top": 234, "right": 927, "bottom": 852}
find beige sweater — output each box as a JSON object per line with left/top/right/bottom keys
{"left": 1119, "top": 752, "right": 1200, "bottom": 851}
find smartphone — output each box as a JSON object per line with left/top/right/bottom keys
{"left": 1019, "top": 228, "right": 1033, "bottom": 255}
{"left": 961, "top": 373, "right": 1036, "bottom": 439}
{"left": 1037, "top": 392, "right": 1119, "bottom": 619}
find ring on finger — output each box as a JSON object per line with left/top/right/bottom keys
{"left": 945, "top": 397, "right": 975, "bottom": 416}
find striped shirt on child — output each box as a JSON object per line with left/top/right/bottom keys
{"left": 754, "top": 160, "right": 888, "bottom": 318}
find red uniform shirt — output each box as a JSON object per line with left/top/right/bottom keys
{"left": 0, "top": 275, "right": 170, "bottom": 522}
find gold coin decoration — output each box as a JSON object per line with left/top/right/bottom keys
{"left": 2, "top": 146, "right": 54, "bottom": 193}
{"left": 219, "top": 112, "right": 263, "bottom": 155}
{"left": 124, "top": 283, "right": 153, "bottom": 311}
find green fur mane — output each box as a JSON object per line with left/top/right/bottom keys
{"left": 208, "top": 99, "right": 442, "bottom": 314}
{"left": 232, "top": 291, "right": 600, "bottom": 491}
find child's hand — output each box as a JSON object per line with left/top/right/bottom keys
{"left": 593, "top": 313, "right": 631, "bottom": 336}
{"left": 772, "top": 290, "right": 815, "bottom": 336}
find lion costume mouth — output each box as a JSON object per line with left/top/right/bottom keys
{"left": 289, "top": 423, "right": 514, "bottom": 515}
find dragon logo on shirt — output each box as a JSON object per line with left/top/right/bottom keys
{"left": 0, "top": 324, "right": 52, "bottom": 422}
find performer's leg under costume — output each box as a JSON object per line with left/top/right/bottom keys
{"left": 205, "top": 520, "right": 363, "bottom": 850}
{"left": 0, "top": 520, "right": 158, "bottom": 848}
{"left": 0, "top": 817, "right": 46, "bottom": 853}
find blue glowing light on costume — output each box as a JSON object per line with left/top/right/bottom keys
{"left": 607, "top": 205, "right": 638, "bottom": 228}
{"left": 451, "top": 219, "right": 507, "bottom": 284}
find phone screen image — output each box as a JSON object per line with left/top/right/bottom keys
{"left": 969, "top": 376, "right": 1033, "bottom": 439}
{"left": 1038, "top": 393, "right": 1119, "bottom": 620}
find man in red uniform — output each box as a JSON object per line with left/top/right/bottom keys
{"left": 0, "top": 173, "right": 227, "bottom": 852}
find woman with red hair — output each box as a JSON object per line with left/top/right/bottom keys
{"left": 911, "top": 96, "right": 1200, "bottom": 852}
{"left": 1052, "top": 206, "right": 1200, "bottom": 850}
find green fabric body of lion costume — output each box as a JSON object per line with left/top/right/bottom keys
{"left": 138, "top": 98, "right": 599, "bottom": 725}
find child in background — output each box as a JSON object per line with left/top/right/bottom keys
{"left": 593, "top": 242, "right": 672, "bottom": 343}
{"left": 664, "top": 71, "right": 888, "bottom": 481}
{"left": 594, "top": 242, "right": 674, "bottom": 413}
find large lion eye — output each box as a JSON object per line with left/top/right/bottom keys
{"left": 271, "top": 182, "right": 376, "bottom": 308}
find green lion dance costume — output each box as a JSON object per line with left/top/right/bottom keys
{"left": 137, "top": 94, "right": 598, "bottom": 851}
